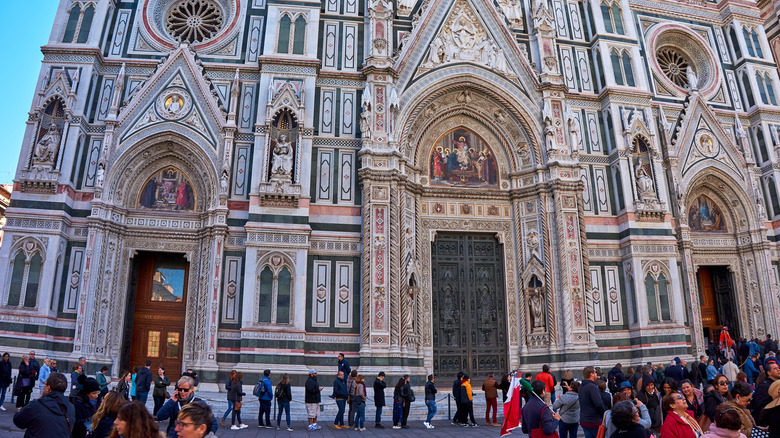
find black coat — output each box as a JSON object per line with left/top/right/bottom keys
{"left": 276, "top": 382, "right": 292, "bottom": 403}
{"left": 15, "top": 361, "right": 34, "bottom": 394}
{"left": 13, "top": 390, "right": 76, "bottom": 438}
{"left": 373, "top": 378, "right": 386, "bottom": 407}
{"left": 91, "top": 414, "right": 117, "bottom": 438}
{"left": 135, "top": 366, "right": 153, "bottom": 393}
{"left": 579, "top": 379, "right": 605, "bottom": 424}
{"left": 28, "top": 358, "right": 40, "bottom": 382}
{"left": 305, "top": 376, "right": 321, "bottom": 403}
{"left": 703, "top": 389, "right": 727, "bottom": 422}
{"left": 452, "top": 379, "right": 462, "bottom": 405}
{"left": 227, "top": 380, "right": 243, "bottom": 403}
{"left": 753, "top": 377, "right": 778, "bottom": 426}
{"left": 72, "top": 395, "right": 98, "bottom": 438}
{"left": 609, "top": 424, "right": 652, "bottom": 438}
{"left": 116, "top": 379, "right": 130, "bottom": 400}
{"left": 0, "top": 359, "right": 12, "bottom": 387}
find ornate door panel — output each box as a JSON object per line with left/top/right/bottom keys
{"left": 712, "top": 267, "right": 739, "bottom": 341}
{"left": 432, "top": 233, "right": 507, "bottom": 380}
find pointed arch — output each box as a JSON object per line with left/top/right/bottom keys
{"left": 5, "top": 237, "right": 47, "bottom": 309}
{"left": 254, "top": 252, "right": 297, "bottom": 325}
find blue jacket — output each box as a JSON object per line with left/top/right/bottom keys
{"left": 521, "top": 396, "right": 558, "bottom": 435}
{"left": 749, "top": 341, "right": 761, "bottom": 357}
{"left": 258, "top": 377, "right": 273, "bottom": 401}
{"left": 135, "top": 366, "right": 153, "bottom": 393}
{"left": 706, "top": 364, "right": 718, "bottom": 382}
{"left": 331, "top": 376, "right": 348, "bottom": 399}
{"left": 338, "top": 358, "right": 351, "bottom": 377}
{"left": 745, "top": 359, "right": 760, "bottom": 382}
{"left": 157, "top": 397, "right": 218, "bottom": 438}
{"left": 578, "top": 379, "right": 605, "bottom": 423}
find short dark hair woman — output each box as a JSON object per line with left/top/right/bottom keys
{"left": 610, "top": 400, "right": 651, "bottom": 438}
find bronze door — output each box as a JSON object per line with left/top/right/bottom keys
{"left": 432, "top": 233, "right": 507, "bottom": 380}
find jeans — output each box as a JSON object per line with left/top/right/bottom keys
{"left": 551, "top": 391, "right": 557, "bottom": 403}
{"left": 0, "top": 385, "right": 6, "bottom": 405}
{"left": 425, "top": 400, "right": 437, "bottom": 423}
{"left": 153, "top": 395, "right": 165, "bottom": 415}
{"left": 375, "top": 405, "right": 383, "bottom": 424}
{"left": 402, "top": 400, "right": 411, "bottom": 426}
{"left": 222, "top": 399, "right": 234, "bottom": 420}
{"left": 231, "top": 408, "right": 243, "bottom": 426}
{"left": 355, "top": 402, "right": 366, "bottom": 428}
{"left": 277, "top": 401, "right": 290, "bottom": 427}
{"left": 259, "top": 399, "right": 272, "bottom": 426}
{"left": 582, "top": 426, "right": 599, "bottom": 438}
{"left": 335, "top": 399, "right": 346, "bottom": 426}
{"left": 485, "top": 397, "right": 497, "bottom": 423}
{"left": 348, "top": 400, "right": 355, "bottom": 426}
{"left": 559, "top": 421, "right": 579, "bottom": 438}
{"left": 135, "top": 390, "right": 149, "bottom": 404}
{"left": 392, "top": 401, "right": 403, "bottom": 425}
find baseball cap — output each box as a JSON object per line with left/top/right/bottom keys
{"left": 309, "top": 369, "right": 317, "bottom": 374}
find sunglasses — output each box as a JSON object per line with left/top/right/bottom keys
{"left": 718, "top": 381, "right": 728, "bottom": 386}
{"left": 676, "top": 395, "right": 685, "bottom": 400}
{"left": 176, "top": 387, "right": 192, "bottom": 392}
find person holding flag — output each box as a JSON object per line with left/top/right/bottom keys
{"left": 500, "top": 371, "right": 535, "bottom": 437}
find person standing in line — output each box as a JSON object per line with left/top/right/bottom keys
{"left": 304, "top": 369, "right": 323, "bottom": 431}
{"left": 553, "top": 380, "right": 580, "bottom": 438}
{"left": 401, "top": 374, "right": 415, "bottom": 429}
{"left": 97, "top": 366, "right": 110, "bottom": 403}
{"left": 116, "top": 371, "right": 132, "bottom": 401}
{"left": 498, "top": 373, "right": 511, "bottom": 402}
{"left": 227, "top": 371, "right": 247, "bottom": 430}
{"left": 353, "top": 374, "right": 367, "bottom": 431}
{"left": 536, "top": 365, "right": 556, "bottom": 404}
{"left": 70, "top": 364, "right": 84, "bottom": 401}
{"left": 460, "top": 374, "right": 477, "bottom": 427}
{"left": 451, "top": 371, "right": 465, "bottom": 425}
{"left": 257, "top": 369, "right": 273, "bottom": 428}
{"left": 134, "top": 360, "right": 153, "bottom": 405}
{"left": 482, "top": 372, "right": 498, "bottom": 426}
{"left": 38, "top": 358, "right": 52, "bottom": 396}
{"left": 15, "top": 353, "right": 34, "bottom": 410}
{"left": 392, "top": 377, "right": 405, "bottom": 429}
{"left": 608, "top": 400, "right": 651, "bottom": 438}
{"left": 704, "top": 374, "right": 732, "bottom": 424}
{"left": 49, "top": 359, "right": 59, "bottom": 374}
{"left": 13, "top": 372, "right": 76, "bottom": 438}
{"left": 347, "top": 369, "right": 358, "bottom": 427}
{"left": 152, "top": 367, "right": 170, "bottom": 416}
{"left": 331, "top": 370, "right": 349, "bottom": 429}
{"left": 752, "top": 360, "right": 780, "bottom": 426}
{"left": 130, "top": 366, "right": 138, "bottom": 401}
{"left": 521, "top": 380, "right": 561, "bottom": 436}
{"left": 424, "top": 374, "right": 437, "bottom": 429}
{"left": 275, "top": 373, "right": 292, "bottom": 431}
{"left": 27, "top": 351, "right": 40, "bottom": 395}
{"left": 373, "top": 371, "right": 387, "bottom": 428}
{"left": 722, "top": 382, "right": 755, "bottom": 437}
{"left": 721, "top": 358, "right": 739, "bottom": 388}
{"left": 0, "top": 352, "right": 12, "bottom": 411}
{"left": 338, "top": 352, "right": 351, "bottom": 377}
{"left": 219, "top": 370, "right": 235, "bottom": 427}
{"left": 579, "top": 365, "right": 606, "bottom": 438}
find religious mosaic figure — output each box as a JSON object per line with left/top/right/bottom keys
{"left": 271, "top": 133, "right": 294, "bottom": 178}
{"left": 138, "top": 167, "right": 194, "bottom": 211}
{"left": 429, "top": 127, "right": 498, "bottom": 187}
{"left": 34, "top": 122, "right": 61, "bottom": 164}
{"left": 688, "top": 195, "right": 726, "bottom": 231}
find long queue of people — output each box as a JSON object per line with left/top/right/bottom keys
{"left": 519, "top": 357, "right": 780, "bottom": 438}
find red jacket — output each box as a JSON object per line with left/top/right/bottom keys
{"left": 535, "top": 372, "right": 555, "bottom": 393}
{"left": 660, "top": 411, "right": 699, "bottom": 438}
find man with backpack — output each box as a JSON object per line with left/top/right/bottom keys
{"left": 254, "top": 369, "right": 273, "bottom": 428}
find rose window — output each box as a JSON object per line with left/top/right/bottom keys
{"left": 656, "top": 48, "right": 691, "bottom": 88}
{"left": 165, "top": 0, "right": 224, "bottom": 43}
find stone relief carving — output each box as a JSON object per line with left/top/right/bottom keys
{"left": 33, "top": 122, "right": 62, "bottom": 165}
{"left": 497, "top": 0, "right": 524, "bottom": 29}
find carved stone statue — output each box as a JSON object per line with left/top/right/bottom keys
{"left": 271, "top": 134, "right": 294, "bottom": 178}
{"left": 402, "top": 284, "right": 418, "bottom": 334}
{"left": 497, "top": 0, "right": 524, "bottom": 28}
{"left": 220, "top": 170, "right": 229, "bottom": 194}
{"left": 96, "top": 163, "right": 105, "bottom": 188}
{"left": 422, "top": 36, "right": 444, "bottom": 67}
{"left": 544, "top": 123, "right": 556, "bottom": 152}
{"left": 530, "top": 287, "right": 545, "bottom": 331}
{"left": 635, "top": 165, "right": 655, "bottom": 201}
{"left": 34, "top": 122, "right": 61, "bottom": 164}
{"left": 360, "top": 108, "right": 372, "bottom": 138}
{"left": 686, "top": 66, "right": 698, "bottom": 91}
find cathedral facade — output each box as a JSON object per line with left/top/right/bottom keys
{"left": 2, "top": 0, "right": 780, "bottom": 383}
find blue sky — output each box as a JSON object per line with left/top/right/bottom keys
{"left": 0, "top": 3, "right": 57, "bottom": 185}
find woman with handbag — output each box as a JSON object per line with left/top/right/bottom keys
{"left": 354, "top": 375, "right": 367, "bottom": 431}
{"left": 228, "top": 371, "right": 247, "bottom": 430}
{"left": 659, "top": 393, "right": 702, "bottom": 438}
{"left": 276, "top": 373, "right": 293, "bottom": 431}
{"left": 392, "top": 378, "right": 405, "bottom": 429}
{"left": 15, "top": 354, "right": 33, "bottom": 410}
{"left": 152, "top": 367, "right": 170, "bottom": 416}
{"left": 552, "top": 380, "right": 580, "bottom": 438}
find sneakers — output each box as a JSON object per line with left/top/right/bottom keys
{"left": 287, "top": 427, "right": 294, "bottom": 431}
{"left": 392, "top": 425, "right": 401, "bottom": 429}
{"left": 425, "top": 423, "right": 435, "bottom": 429}
{"left": 375, "top": 424, "right": 385, "bottom": 429}
{"left": 265, "top": 425, "right": 274, "bottom": 429}
{"left": 401, "top": 425, "right": 410, "bottom": 429}
{"left": 239, "top": 424, "right": 248, "bottom": 429}
{"left": 313, "top": 423, "right": 321, "bottom": 430}
{"left": 360, "top": 427, "right": 367, "bottom": 431}
{"left": 423, "top": 422, "right": 429, "bottom": 428}
{"left": 0, "top": 406, "right": 6, "bottom": 411}
{"left": 231, "top": 425, "right": 240, "bottom": 430}
{"left": 276, "top": 426, "right": 281, "bottom": 430}
{"left": 470, "top": 423, "right": 479, "bottom": 427}
{"left": 308, "top": 425, "right": 316, "bottom": 431}
{"left": 219, "top": 418, "right": 226, "bottom": 427}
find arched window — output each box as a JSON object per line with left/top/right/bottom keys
{"left": 645, "top": 269, "right": 671, "bottom": 322}
{"left": 742, "top": 72, "right": 756, "bottom": 108}
{"left": 76, "top": 4, "right": 95, "bottom": 43}
{"left": 7, "top": 248, "right": 44, "bottom": 309}
{"left": 751, "top": 29, "right": 763, "bottom": 58}
{"left": 744, "top": 28, "right": 755, "bottom": 57}
{"left": 757, "top": 127, "right": 769, "bottom": 162}
{"left": 767, "top": 177, "right": 780, "bottom": 217}
{"left": 600, "top": 1, "right": 625, "bottom": 35}
{"left": 610, "top": 49, "right": 634, "bottom": 86}
{"left": 257, "top": 261, "right": 294, "bottom": 325}
{"left": 277, "top": 15, "right": 291, "bottom": 53}
{"left": 610, "top": 50, "right": 623, "bottom": 85}
{"left": 600, "top": 2, "right": 613, "bottom": 34}
{"left": 63, "top": 4, "right": 81, "bottom": 43}
{"left": 622, "top": 51, "right": 635, "bottom": 86}
{"left": 766, "top": 74, "right": 777, "bottom": 105}
{"left": 611, "top": 4, "right": 624, "bottom": 35}
{"left": 757, "top": 72, "right": 769, "bottom": 105}
{"left": 292, "top": 16, "right": 306, "bottom": 55}
{"left": 729, "top": 26, "right": 742, "bottom": 59}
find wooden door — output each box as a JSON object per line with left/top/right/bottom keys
{"left": 128, "top": 253, "right": 188, "bottom": 373}
{"left": 432, "top": 233, "right": 507, "bottom": 380}
{"left": 697, "top": 266, "right": 719, "bottom": 340}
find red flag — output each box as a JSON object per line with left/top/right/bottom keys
{"left": 500, "top": 376, "right": 524, "bottom": 436}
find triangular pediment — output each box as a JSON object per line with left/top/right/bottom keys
{"left": 39, "top": 70, "right": 76, "bottom": 111}
{"left": 673, "top": 94, "right": 747, "bottom": 182}
{"left": 394, "top": 0, "right": 536, "bottom": 95}
{"left": 118, "top": 46, "right": 225, "bottom": 150}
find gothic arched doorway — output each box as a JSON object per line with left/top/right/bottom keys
{"left": 431, "top": 232, "right": 507, "bottom": 380}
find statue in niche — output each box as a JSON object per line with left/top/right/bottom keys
{"left": 529, "top": 285, "right": 545, "bottom": 331}
{"left": 402, "top": 283, "right": 418, "bottom": 336}
{"left": 422, "top": 36, "right": 444, "bottom": 67}
{"left": 271, "top": 134, "right": 294, "bottom": 178}
{"left": 34, "top": 122, "right": 61, "bottom": 164}
{"left": 220, "top": 170, "right": 229, "bottom": 194}
{"left": 96, "top": 163, "right": 105, "bottom": 188}
{"left": 635, "top": 164, "right": 655, "bottom": 201}
{"left": 686, "top": 66, "right": 698, "bottom": 91}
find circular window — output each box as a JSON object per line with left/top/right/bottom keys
{"left": 165, "top": 0, "right": 224, "bottom": 44}
{"left": 656, "top": 48, "right": 692, "bottom": 88}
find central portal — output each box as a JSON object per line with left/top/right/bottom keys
{"left": 697, "top": 265, "right": 739, "bottom": 344}
{"left": 432, "top": 233, "right": 507, "bottom": 380}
